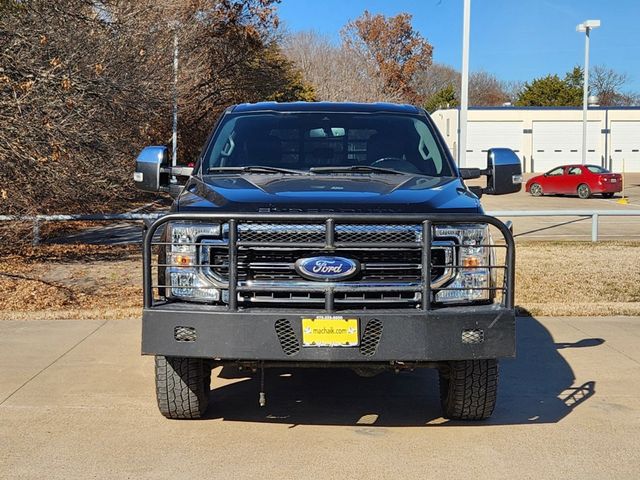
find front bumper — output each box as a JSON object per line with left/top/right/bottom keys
{"left": 142, "top": 303, "right": 515, "bottom": 361}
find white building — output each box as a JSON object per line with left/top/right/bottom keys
{"left": 432, "top": 107, "right": 640, "bottom": 173}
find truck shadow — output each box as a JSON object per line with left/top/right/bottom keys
{"left": 205, "top": 316, "right": 600, "bottom": 427}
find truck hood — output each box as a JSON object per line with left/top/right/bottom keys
{"left": 176, "top": 174, "right": 481, "bottom": 214}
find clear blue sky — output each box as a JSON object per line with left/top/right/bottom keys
{"left": 278, "top": 0, "right": 640, "bottom": 92}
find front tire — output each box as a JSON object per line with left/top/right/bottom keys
{"left": 155, "top": 356, "right": 210, "bottom": 419}
{"left": 439, "top": 359, "right": 498, "bottom": 420}
{"left": 577, "top": 183, "right": 591, "bottom": 199}
{"left": 529, "top": 183, "right": 543, "bottom": 197}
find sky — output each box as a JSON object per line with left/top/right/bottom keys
{"left": 278, "top": 0, "right": 640, "bottom": 92}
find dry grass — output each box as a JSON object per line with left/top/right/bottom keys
{"left": 0, "top": 244, "right": 142, "bottom": 316}
{"left": 515, "top": 241, "right": 640, "bottom": 316}
{"left": 0, "top": 242, "right": 638, "bottom": 320}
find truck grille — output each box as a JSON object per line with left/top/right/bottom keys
{"left": 199, "top": 223, "right": 455, "bottom": 309}
{"left": 144, "top": 213, "right": 516, "bottom": 312}
{"left": 238, "top": 223, "right": 420, "bottom": 244}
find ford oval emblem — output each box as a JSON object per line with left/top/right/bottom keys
{"left": 295, "top": 256, "right": 360, "bottom": 281}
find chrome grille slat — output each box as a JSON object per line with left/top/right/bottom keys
{"left": 200, "top": 224, "right": 456, "bottom": 308}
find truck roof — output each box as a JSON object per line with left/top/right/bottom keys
{"left": 231, "top": 101, "right": 421, "bottom": 114}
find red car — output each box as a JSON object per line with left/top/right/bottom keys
{"left": 525, "top": 165, "right": 622, "bottom": 199}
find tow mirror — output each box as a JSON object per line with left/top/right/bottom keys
{"left": 485, "top": 148, "right": 523, "bottom": 195}
{"left": 133, "top": 146, "right": 194, "bottom": 193}
{"left": 460, "top": 148, "right": 522, "bottom": 196}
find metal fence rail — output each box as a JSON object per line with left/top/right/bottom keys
{"left": 1, "top": 210, "right": 640, "bottom": 244}
{"left": 487, "top": 210, "right": 640, "bottom": 242}
{"left": 0, "top": 213, "right": 163, "bottom": 245}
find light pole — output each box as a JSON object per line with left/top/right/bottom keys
{"left": 458, "top": 0, "right": 471, "bottom": 167}
{"left": 576, "top": 19, "right": 600, "bottom": 165}
{"left": 168, "top": 20, "right": 180, "bottom": 169}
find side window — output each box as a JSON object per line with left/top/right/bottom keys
{"left": 547, "top": 167, "right": 564, "bottom": 176}
{"left": 568, "top": 167, "right": 582, "bottom": 175}
{"left": 208, "top": 118, "right": 238, "bottom": 166}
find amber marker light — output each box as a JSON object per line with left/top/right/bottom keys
{"left": 174, "top": 255, "right": 193, "bottom": 266}
{"left": 463, "top": 257, "right": 480, "bottom": 268}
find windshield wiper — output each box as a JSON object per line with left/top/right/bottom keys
{"left": 309, "top": 165, "right": 405, "bottom": 175}
{"left": 206, "top": 165, "right": 308, "bottom": 175}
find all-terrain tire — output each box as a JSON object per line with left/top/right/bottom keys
{"left": 155, "top": 355, "right": 210, "bottom": 419}
{"left": 439, "top": 359, "right": 498, "bottom": 420}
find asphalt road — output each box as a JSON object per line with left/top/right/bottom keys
{"left": 1, "top": 316, "right": 639, "bottom": 479}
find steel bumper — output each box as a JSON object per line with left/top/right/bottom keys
{"left": 142, "top": 303, "right": 515, "bottom": 361}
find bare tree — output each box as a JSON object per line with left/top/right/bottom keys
{"left": 0, "top": 0, "right": 311, "bottom": 230}
{"left": 285, "top": 11, "right": 434, "bottom": 105}
{"left": 501, "top": 80, "right": 525, "bottom": 104}
{"left": 590, "top": 65, "right": 636, "bottom": 106}
{"left": 283, "top": 30, "right": 401, "bottom": 102}
{"left": 414, "top": 65, "right": 509, "bottom": 108}
{"left": 340, "top": 11, "right": 433, "bottom": 103}
{"left": 412, "top": 63, "right": 459, "bottom": 99}
{"left": 469, "top": 71, "right": 508, "bottom": 106}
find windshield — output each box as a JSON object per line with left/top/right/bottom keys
{"left": 203, "top": 112, "right": 453, "bottom": 177}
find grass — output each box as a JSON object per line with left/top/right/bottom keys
{"left": 515, "top": 240, "right": 640, "bottom": 316}
{"left": 0, "top": 242, "right": 639, "bottom": 319}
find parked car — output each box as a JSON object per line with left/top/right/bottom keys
{"left": 526, "top": 165, "right": 622, "bottom": 199}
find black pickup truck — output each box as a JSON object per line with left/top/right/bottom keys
{"left": 134, "top": 102, "right": 522, "bottom": 420}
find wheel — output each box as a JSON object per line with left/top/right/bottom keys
{"left": 577, "top": 183, "right": 591, "bottom": 199}
{"left": 155, "top": 355, "right": 210, "bottom": 419}
{"left": 439, "top": 359, "right": 498, "bottom": 420}
{"left": 602, "top": 192, "right": 614, "bottom": 199}
{"left": 529, "top": 183, "right": 543, "bottom": 197}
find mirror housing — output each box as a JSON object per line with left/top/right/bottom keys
{"left": 134, "top": 146, "right": 194, "bottom": 193}
{"left": 134, "top": 146, "right": 169, "bottom": 192}
{"left": 483, "top": 148, "right": 523, "bottom": 195}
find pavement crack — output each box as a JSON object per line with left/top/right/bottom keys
{"left": 0, "top": 320, "right": 109, "bottom": 406}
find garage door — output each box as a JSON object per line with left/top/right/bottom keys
{"left": 532, "top": 121, "right": 601, "bottom": 173}
{"left": 465, "top": 121, "right": 523, "bottom": 168}
{"left": 610, "top": 121, "right": 640, "bottom": 173}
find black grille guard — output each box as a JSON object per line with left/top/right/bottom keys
{"left": 142, "top": 213, "right": 515, "bottom": 311}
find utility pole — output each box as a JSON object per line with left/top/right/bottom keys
{"left": 459, "top": 0, "right": 471, "bottom": 168}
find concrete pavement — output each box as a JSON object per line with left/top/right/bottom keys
{"left": 1, "top": 316, "right": 639, "bottom": 479}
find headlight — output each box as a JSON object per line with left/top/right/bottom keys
{"left": 166, "top": 222, "right": 221, "bottom": 302}
{"left": 434, "top": 224, "right": 493, "bottom": 304}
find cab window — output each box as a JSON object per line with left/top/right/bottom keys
{"left": 204, "top": 112, "right": 454, "bottom": 177}
{"left": 546, "top": 167, "right": 564, "bottom": 176}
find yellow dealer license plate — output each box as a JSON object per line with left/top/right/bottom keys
{"left": 301, "top": 316, "right": 359, "bottom": 347}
